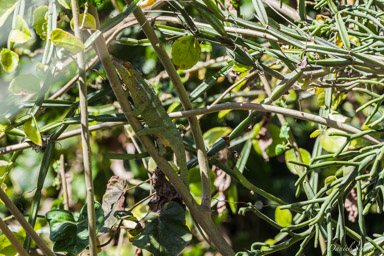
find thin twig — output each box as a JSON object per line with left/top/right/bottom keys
{"left": 59, "top": 154, "right": 70, "bottom": 210}
{"left": 0, "top": 218, "right": 29, "bottom": 256}
{"left": 70, "top": 0, "right": 97, "bottom": 255}
{"left": 0, "top": 188, "right": 55, "bottom": 256}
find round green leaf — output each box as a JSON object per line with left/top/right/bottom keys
{"left": 50, "top": 29, "right": 85, "bottom": 54}
{"left": 172, "top": 36, "right": 201, "bottom": 70}
{"left": 275, "top": 206, "right": 292, "bottom": 227}
{"left": 9, "top": 15, "right": 31, "bottom": 43}
{"left": 0, "top": 48, "right": 19, "bottom": 72}
{"left": 203, "top": 127, "right": 232, "bottom": 147}
{"left": 24, "top": 115, "right": 43, "bottom": 146}
{"left": 319, "top": 128, "right": 348, "bottom": 153}
{"left": 33, "top": 6, "right": 48, "bottom": 40}
{"left": 9, "top": 74, "right": 41, "bottom": 95}
{"left": 70, "top": 13, "right": 96, "bottom": 31}
{"left": 285, "top": 148, "right": 311, "bottom": 175}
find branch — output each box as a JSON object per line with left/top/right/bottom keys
{"left": 69, "top": 2, "right": 97, "bottom": 254}
{"left": 0, "top": 218, "right": 29, "bottom": 256}
{"left": 168, "top": 103, "right": 382, "bottom": 144}
{"left": 0, "top": 189, "right": 55, "bottom": 256}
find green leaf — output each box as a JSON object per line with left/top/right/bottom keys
{"left": 50, "top": 29, "right": 85, "bottom": 54}
{"left": 252, "top": 123, "right": 286, "bottom": 158}
{"left": 203, "top": 127, "right": 232, "bottom": 147}
{"left": 70, "top": 13, "right": 96, "bottom": 31}
{"left": 279, "top": 123, "right": 290, "bottom": 140}
{"left": 324, "top": 176, "right": 337, "bottom": 195}
{"left": 89, "top": 0, "right": 105, "bottom": 7}
{"left": 310, "top": 129, "right": 323, "bottom": 138}
{"left": 335, "top": 12, "right": 350, "bottom": 49}
{"left": 9, "top": 74, "right": 41, "bottom": 95}
{"left": 0, "top": 232, "right": 24, "bottom": 256}
{"left": 46, "top": 202, "right": 104, "bottom": 255}
{"left": 275, "top": 206, "right": 292, "bottom": 227}
{"left": 275, "top": 144, "right": 287, "bottom": 155}
{"left": 0, "top": 48, "right": 19, "bottom": 72}
{"left": 33, "top": 6, "right": 48, "bottom": 40}
{"left": 133, "top": 202, "right": 192, "bottom": 256}
{"left": 284, "top": 148, "right": 311, "bottom": 175}
{"left": 319, "top": 128, "right": 348, "bottom": 153}
{"left": 0, "top": 160, "right": 11, "bottom": 177}
{"left": 172, "top": 36, "right": 201, "bottom": 70}
{"left": 23, "top": 115, "right": 43, "bottom": 146}
{"left": 58, "top": 0, "right": 71, "bottom": 9}
{"left": 0, "top": 0, "right": 17, "bottom": 27}
{"left": 9, "top": 15, "right": 31, "bottom": 43}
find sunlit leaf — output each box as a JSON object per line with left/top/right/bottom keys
{"left": 70, "top": 13, "right": 96, "bottom": 31}
{"left": 46, "top": 202, "right": 104, "bottom": 255}
{"left": 133, "top": 202, "right": 192, "bottom": 256}
{"left": 324, "top": 175, "right": 337, "bottom": 195}
{"left": 261, "top": 238, "right": 276, "bottom": 250}
{"left": 9, "top": 15, "right": 31, "bottom": 43}
{"left": 319, "top": 128, "right": 348, "bottom": 153}
{"left": 33, "top": 6, "right": 48, "bottom": 40}
{"left": 172, "top": 36, "right": 201, "bottom": 70}
{"left": 275, "top": 206, "right": 292, "bottom": 227}
{"left": 138, "top": 0, "right": 156, "bottom": 7}
{"left": 253, "top": 123, "right": 286, "bottom": 159}
{"left": 0, "top": 160, "right": 11, "bottom": 177}
{"left": 58, "top": 0, "right": 71, "bottom": 9}
{"left": 0, "top": 231, "right": 24, "bottom": 256}
{"left": 8, "top": 74, "right": 41, "bottom": 95}
{"left": 203, "top": 127, "right": 232, "bottom": 147}
{"left": 310, "top": 129, "right": 323, "bottom": 138}
{"left": 285, "top": 148, "right": 311, "bottom": 175}
{"left": 24, "top": 115, "right": 43, "bottom": 146}
{"left": 50, "top": 29, "right": 85, "bottom": 54}
{"left": 0, "top": 48, "right": 19, "bottom": 72}
{"left": 0, "top": 0, "right": 17, "bottom": 27}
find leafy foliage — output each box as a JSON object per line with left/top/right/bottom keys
{"left": 46, "top": 202, "right": 104, "bottom": 255}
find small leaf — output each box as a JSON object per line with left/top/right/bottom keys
{"left": 261, "top": 238, "right": 275, "bottom": 250}
{"left": 89, "top": 0, "right": 104, "bottom": 7}
{"left": 0, "top": 48, "right": 19, "bottom": 72}
{"left": 58, "top": 0, "right": 71, "bottom": 9}
{"left": 33, "top": 6, "right": 48, "bottom": 40}
{"left": 275, "top": 144, "right": 287, "bottom": 155}
{"left": 50, "top": 29, "right": 85, "bottom": 54}
{"left": 133, "top": 202, "right": 192, "bottom": 256}
{"left": 285, "top": 148, "right": 311, "bottom": 175}
{"left": 9, "top": 15, "right": 31, "bottom": 43}
{"left": 310, "top": 129, "right": 323, "bottom": 138}
{"left": 172, "top": 36, "right": 201, "bottom": 70}
{"left": 138, "top": 0, "right": 156, "bottom": 7}
{"left": 335, "top": 12, "right": 350, "bottom": 49}
{"left": 275, "top": 206, "right": 292, "bottom": 227}
{"left": 24, "top": 115, "right": 43, "bottom": 146}
{"left": 324, "top": 176, "right": 337, "bottom": 195}
{"left": 9, "top": 74, "right": 41, "bottom": 95}
{"left": 203, "top": 127, "right": 232, "bottom": 147}
{"left": 279, "top": 123, "right": 290, "bottom": 140}
{"left": 0, "top": 160, "right": 11, "bottom": 177}
{"left": 70, "top": 13, "right": 96, "bottom": 31}
{"left": 0, "top": 0, "right": 17, "bottom": 27}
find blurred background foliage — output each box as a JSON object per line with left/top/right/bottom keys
{"left": 0, "top": 0, "right": 384, "bottom": 255}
